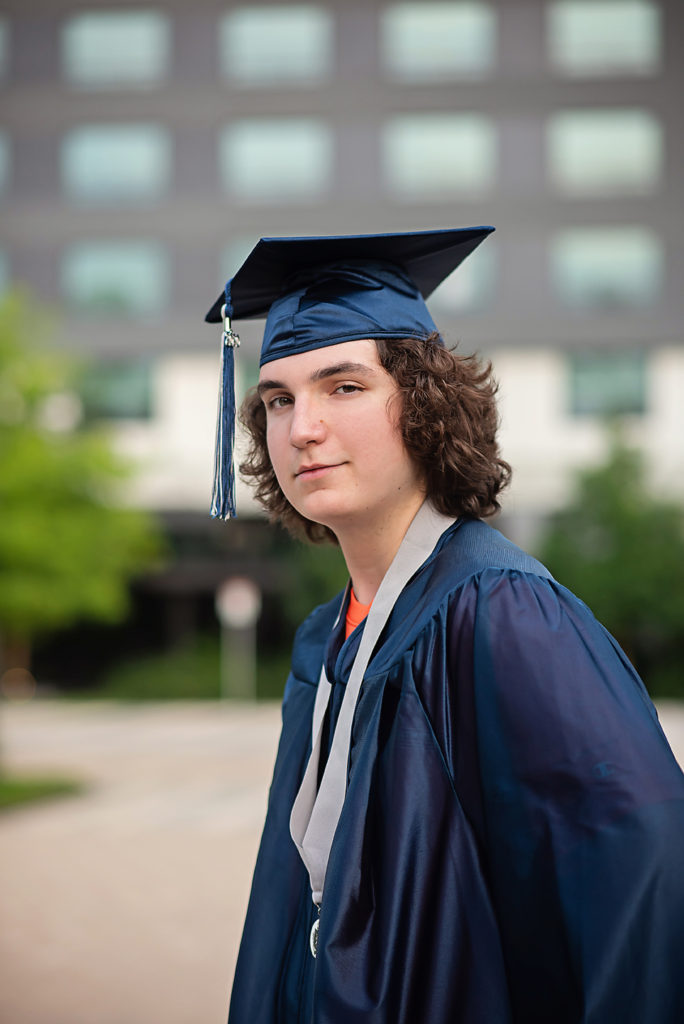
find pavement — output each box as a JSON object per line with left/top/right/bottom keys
{"left": 0, "top": 700, "right": 282, "bottom": 1024}
{"left": 1, "top": 698, "right": 683, "bottom": 1024}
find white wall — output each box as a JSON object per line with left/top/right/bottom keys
{"left": 112, "top": 353, "right": 259, "bottom": 515}
{"left": 112, "top": 346, "right": 684, "bottom": 532}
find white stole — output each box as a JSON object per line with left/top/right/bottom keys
{"left": 289, "top": 501, "right": 457, "bottom": 911}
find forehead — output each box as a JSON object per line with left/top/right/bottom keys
{"left": 257, "top": 338, "right": 381, "bottom": 383}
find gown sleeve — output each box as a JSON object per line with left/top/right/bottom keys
{"left": 453, "top": 568, "right": 684, "bottom": 1024}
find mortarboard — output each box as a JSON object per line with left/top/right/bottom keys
{"left": 205, "top": 226, "right": 494, "bottom": 520}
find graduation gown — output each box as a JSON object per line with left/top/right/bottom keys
{"left": 228, "top": 519, "right": 684, "bottom": 1024}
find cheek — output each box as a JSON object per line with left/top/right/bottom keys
{"left": 373, "top": 416, "right": 419, "bottom": 484}
{"left": 265, "top": 421, "right": 288, "bottom": 479}
{"left": 357, "top": 417, "right": 409, "bottom": 473}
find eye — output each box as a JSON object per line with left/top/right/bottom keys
{"left": 334, "top": 383, "right": 362, "bottom": 395}
{"left": 266, "top": 394, "right": 292, "bottom": 410}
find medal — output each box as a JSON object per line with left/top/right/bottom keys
{"left": 310, "top": 915, "right": 320, "bottom": 958}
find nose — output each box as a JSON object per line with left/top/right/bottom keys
{"left": 289, "top": 396, "right": 326, "bottom": 448}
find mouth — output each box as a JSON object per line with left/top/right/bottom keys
{"left": 295, "top": 463, "right": 342, "bottom": 480}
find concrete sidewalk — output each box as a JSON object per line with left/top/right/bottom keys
{"left": 1, "top": 699, "right": 683, "bottom": 1024}
{"left": 0, "top": 701, "right": 282, "bottom": 1024}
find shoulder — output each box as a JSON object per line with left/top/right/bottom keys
{"left": 438, "top": 520, "right": 622, "bottom": 657}
{"left": 381, "top": 519, "right": 642, "bottom": 699}
{"left": 399, "top": 517, "right": 555, "bottom": 632}
{"left": 437, "top": 518, "right": 553, "bottom": 583}
{"left": 455, "top": 565, "right": 665, "bottom": 742}
{"left": 406, "top": 517, "right": 555, "bottom": 633}
{"left": 443, "top": 548, "right": 617, "bottom": 678}
{"left": 367, "top": 520, "right": 554, "bottom": 676}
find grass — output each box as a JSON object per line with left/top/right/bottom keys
{"left": 0, "top": 775, "right": 84, "bottom": 811}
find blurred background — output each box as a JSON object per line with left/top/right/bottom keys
{"left": 1, "top": 0, "right": 683, "bottom": 699}
{"left": 0, "top": 0, "right": 683, "bottom": 1021}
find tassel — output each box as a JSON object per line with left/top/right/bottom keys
{"left": 210, "top": 293, "right": 240, "bottom": 520}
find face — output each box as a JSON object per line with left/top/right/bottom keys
{"left": 257, "top": 339, "right": 424, "bottom": 538}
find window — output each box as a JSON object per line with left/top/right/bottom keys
{"left": 381, "top": 2, "right": 496, "bottom": 80}
{"left": 61, "top": 242, "right": 168, "bottom": 316}
{"left": 61, "top": 125, "right": 171, "bottom": 202}
{"left": 430, "top": 241, "right": 496, "bottom": 312}
{"left": 78, "top": 358, "right": 154, "bottom": 420}
{"left": 0, "top": 18, "right": 8, "bottom": 79}
{"left": 219, "top": 120, "right": 332, "bottom": 201}
{"left": 548, "top": 1, "right": 660, "bottom": 76}
{"left": 552, "top": 228, "right": 662, "bottom": 309}
{"left": 569, "top": 351, "right": 647, "bottom": 416}
{"left": 547, "top": 110, "right": 662, "bottom": 195}
{"left": 383, "top": 115, "right": 496, "bottom": 196}
{"left": 219, "top": 6, "right": 333, "bottom": 85}
{"left": 62, "top": 10, "right": 170, "bottom": 87}
{"left": 0, "top": 132, "right": 9, "bottom": 195}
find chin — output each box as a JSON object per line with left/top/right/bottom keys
{"left": 293, "top": 493, "right": 354, "bottom": 530}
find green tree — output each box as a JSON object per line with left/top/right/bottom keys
{"left": 0, "top": 292, "right": 164, "bottom": 677}
{"left": 536, "top": 432, "right": 684, "bottom": 697}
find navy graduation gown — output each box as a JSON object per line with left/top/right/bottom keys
{"left": 228, "top": 520, "right": 684, "bottom": 1023}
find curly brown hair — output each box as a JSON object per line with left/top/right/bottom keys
{"left": 239, "top": 334, "right": 511, "bottom": 543}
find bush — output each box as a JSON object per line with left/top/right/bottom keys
{"left": 536, "top": 434, "right": 684, "bottom": 698}
{"left": 95, "top": 634, "right": 293, "bottom": 701}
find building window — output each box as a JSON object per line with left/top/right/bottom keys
{"left": 383, "top": 114, "right": 496, "bottom": 196}
{"left": 78, "top": 358, "right": 154, "bottom": 421}
{"left": 381, "top": 2, "right": 496, "bottom": 80}
{"left": 219, "top": 6, "right": 333, "bottom": 85}
{"left": 548, "top": 1, "right": 660, "bottom": 77}
{"left": 430, "top": 241, "right": 496, "bottom": 313}
{"left": 61, "top": 125, "right": 172, "bottom": 203}
{"left": 547, "top": 110, "right": 662, "bottom": 195}
{"left": 61, "top": 241, "right": 168, "bottom": 316}
{"left": 552, "top": 228, "right": 662, "bottom": 310}
{"left": 62, "top": 10, "right": 170, "bottom": 87}
{"left": 0, "top": 17, "right": 8, "bottom": 79}
{"left": 0, "top": 132, "right": 9, "bottom": 196}
{"left": 569, "top": 351, "right": 647, "bottom": 416}
{"left": 219, "top": 119, "right": 332, "bottom": 202}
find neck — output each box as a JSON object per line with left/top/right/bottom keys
{"left": 336, "top": 494, "right": 427, "bottom": 605}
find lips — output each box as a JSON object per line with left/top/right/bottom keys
{"left": 295, "top": 462, "right": 341, "bottom": 479}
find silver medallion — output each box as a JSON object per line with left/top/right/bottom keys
{"left": 309, "top": 917, "right": 319, "bottom": 958}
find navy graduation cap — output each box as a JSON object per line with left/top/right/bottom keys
{"left": 205, "top": 226, "right": 494, "bottom": 520}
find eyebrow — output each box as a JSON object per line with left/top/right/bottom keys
{"left": 257, "top": 361, "right": 378, "bottom": 397}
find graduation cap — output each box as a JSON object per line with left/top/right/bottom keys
{"left": 205, "top": 226, "right": 494, "bottom": 520}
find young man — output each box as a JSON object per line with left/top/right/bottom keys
{"left": 205, "top": 229, "right": 684, "bottom": 1024}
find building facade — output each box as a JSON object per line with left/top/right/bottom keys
{"left": 1, "top": 0, "right": 683, "bottom": 678}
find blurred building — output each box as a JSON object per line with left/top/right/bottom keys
{"left": 1, "top": 1, "right": 683, "bottom": 670}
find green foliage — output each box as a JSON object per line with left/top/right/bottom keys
{"left": 258, "top": 650, "right": 297, "bottom": 701}
{"left": 0, "top": 292, "right": 164, "bottom": 657}
{"left": 95, "top": 634, "right": 291, "bottom": 701}
{"left": 278, "top": 539, "right": 348, "bottom": 630}
{"left": 97, "top": 636, "right": 221, "bottom": 700}
{"left": 537, "top": 433, "right": 684, "bottom": 697}
{"left": 0, "top": 774, "right": 84, "bottom": 810}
